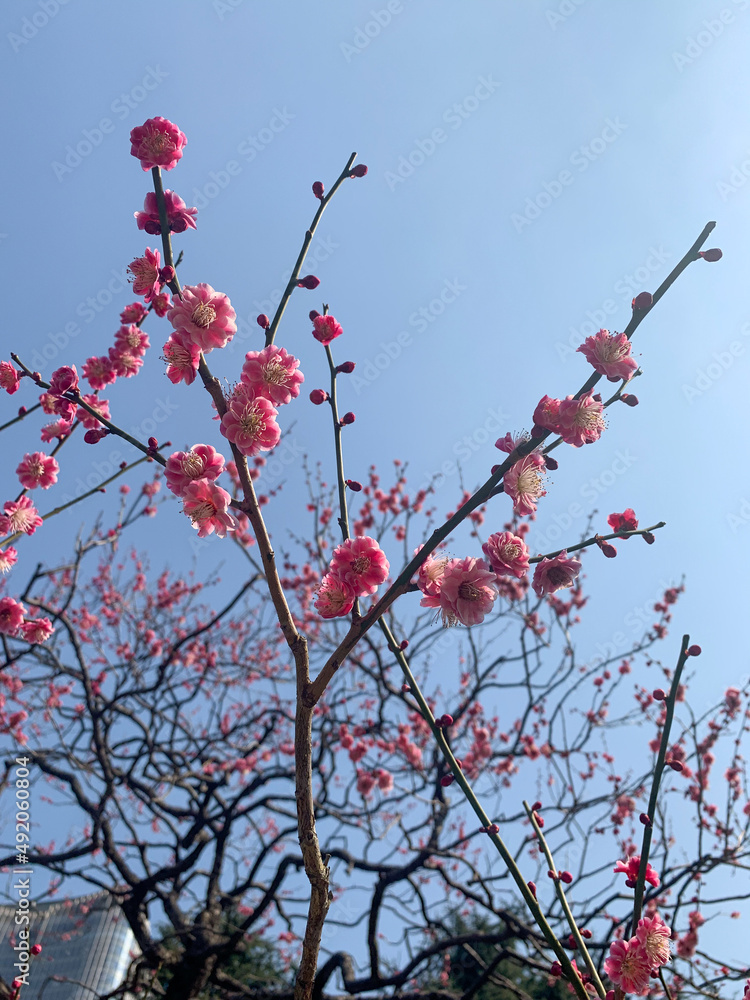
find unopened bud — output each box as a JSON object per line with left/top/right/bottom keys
{"left": 84, "top": 428, "right": 108, "bottom": 444}
{"left": 345, "top": 479, "right": 362, "bottom": 491}
{"left": 560, "top": 870, "right": 573, "bottom": 884}
{"left": 30, "top": 944, "right": 42, "bottom": 955}
{"left": 532, "top": 801, "right": 542, "bottom": 811}
{"left": 350, "top": 164, "right": 368, "bottom": 177}
{"left": 547, "top": 869, "right": 558, "bottom": 880}
{"left": 336, "top": 361, "right": 356, "bottom": 374}
{"left": 544, "top": 455, "right": 558, "bottom": 471}
{"left": 527, "top": 880, "right": 537, "bottom": 897}
{"left": 668, "top": 759, "right": 684, "bottom": 772}
{"left": 147, "top": 437, "right": 158, "bottom": 450}
{"left": 698, "top": 248, "right": 722, "bottom": 261}
{"left": 158, "top": 266, "right": 175, "bottom": 283}
{"left": 399, "top": 639, "right": 409, "bottom": 650}
{"left": 401, "top": 683, "right": 410, "bottom": 693}
{"left": 440, "top": 774, "right": 454, "bottom": 787}
{"left": 309, "top": 310, "right": 321, "bottom": 321}
{"left": 652, "top": 688, "right": 666, "bottom": 701}
{"left": 639, "top": 813, "right": 652, "bottom": 826}
{"left": 341, "top": 411, "right": 356, "bottom": 425}
{"left": 581, "top": 929, "right": 592, "bottom": 939}
{"left": 440, "top": 713, "right": 454, "bottom": 727}
{"left": 312, "top": 181, "right": 325, "bottom": 199}
{"left": 550, "top": 962, "right": 562, "bottom": 977}
{"left": 309, "top": 389, "right": 328, "bottom": 405}
{"left": 642, "top": 531, "right": 655, "bottom": 544}
{"left": 297, "top": 275, "right": 320, "bottom": 289}
{"left": 620, "top": 393, "right": 639, "bottom": 407}
{"left": 687, "top": 644, "right": 702, "bottom": 657}
{"left": 632, "top": 291, "right": 653, "bottom": 310}
{"left": 256, "top": 314, "right": 270, "bottom": 329}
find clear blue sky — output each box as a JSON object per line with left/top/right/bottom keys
{"left": 1, "top": 0, "right": 749, "bottom": 978}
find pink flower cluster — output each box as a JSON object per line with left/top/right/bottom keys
{"left": 135, "top": 190, "right": 197, "bottom": 235}
{"left": 82, "top": 306, "right": 154, "bottom": 394}
{"left": 315, "top": 536, "right": 390, "bottom": 618}
{"left": 130, "top": 117, "right": 187, "bottom": 172}
{"left": 164, "top": 285, "right": 238, "bottom": 383}
{"left": 0, "top": 596, "right": 53, "bottom": 643}
{"left": 577, "top": 328, "right": 638, "bottom": 382}
{"left": 604, "top": 913, "right": 671, "bottom": 995}
{"left": 163, "top": 444, "right": 235, "bottom": 538}
{"left": 418, "top": 556, "right": 498, "bottom": 628}
{"left": 533, "top": 391, "right": 606, "bottom": 448}
{"left": 0, "top": 361, "right": 20, "bottom": 395}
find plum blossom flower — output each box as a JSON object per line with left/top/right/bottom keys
{"left": 0, "top": 361, "right": 21, "bottom": 395}
{"left": 151, "top": 291, "right": 171, "bottom": 317}
{"left": 532, "top": 551, "right": 581, "bottom": 597}
{"left": 164, "top": 332, "right": 201, "bottom": 385}
{"left": 167, "top": 284, "right": 237, "bottom": 353}
{"left": 725, "top": 687, "right": 742, "bottom": 717}
{"left": 328, "top": 536, "right": 390, "bottom": 596}
{"left": 130, "top": 117, "right": 187, "bottom": 172}
{"left": 241, "top": 346, "right": 304, "bottom": 406}
{"left": 578, "top": 329, "right": 638, "bottom": 382}
{"left": 503, "top": 452, "right": 547, "bottom": 516}
{"left": 0, "top": 547, "right": 18, "bottom": 573}
{"left": 312, "top": 315, "right": 343, "bottom": 346}
{"left": 0, "top": 497, "right": 43, "bottom": 536}
{"left": 635, "top": 914, "right": 671, "bottom": 969}
{"left": 0, "top": 597, "right": 26, "bottom": 636}
{"left": 40, "top": 419, "right": 73, "bottom": 443}
{"left": 19, "top": 618, "right": 54, "bottom": 643}
{"left": 494, "top": 431, "right": 530, "bottom": 454}
{"left": 135, "top": 189, "right": 197, "bottom": 234}
{"left": 420, "top": 556, "right": 498, "bottom": 627}
{"left": 482, "top": 531, "right": 530, "bottom": 579}
{"left": 82, "top": 355, "right": 117, "bottom": 391}
{"left": 108, "top": 348, "right": 143, "bottom": 379}
{"left": 220, "top": 388, "right": 280, "bottom": 457}
{"left": 604, "top": 938, "right": 651, "bottom": 995}
{"left": 607, "top": 508, "right": 638, "bottom": 535}
{"left": 532, "top": 395, "right": 562, "bottom": 432}
{"left": 76, "top": 395, "right": 110, "bottom": 431}
{"left": 557, "top": 391, "right": 606, "bottom": 447}
{"left": 416, "top": 549, "right": 449, "bottom": 597}
{"left": 614, "top": 855, "right": 660, "bottom": 888}
{"left": 127, "top": 248, "right": 161, "bottom": 301}
{"left": 315, "top": 574, "right": 356, "bottom": 619}
{"left": 114, "top": 325, "right": 150, "bottom": 358}
{"left": 120, "top": 302, "right": 148, "bottom": 324}
{"left": 165, "top": 445, "right": 225, "bottom": 497}
{"left": 48, "top": 365, "right": 79, "bottom": 397}
{"left": 16, "top": 452, "right": 59, "bottom": 490}
{"left": 181, "top": 480, "right": 236, "bottom": 538}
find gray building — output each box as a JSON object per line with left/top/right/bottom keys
{"left": 0, "top": 891, "right": 135, "bottom": 999}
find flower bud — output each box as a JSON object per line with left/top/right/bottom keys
{"left": 527, "top": 879, "right": 536, "bottom": 897}
{"left": 309, "top": 310, "right": 321, "bottom": 321}
{"left": 350, "top": 164, "right": 368, "bottom": 177}
{"left": 440, "top": 774, "right": 454, "bottom": 787}
{"left": 698, "top": 248, "right": 722, "bottom": 261}
{"left": 346, "top": 479, "right": 362, "bottom": 491}
{"left": 669, "top": 759, "right": 684, "bottom": 772}
{"left": 336, "top": 361, "right": 356, "bottom": 374}
{"left": 547, "top": 869, "right": 558, "bottom": 880}
{"left": 256, "top": 314, "right": 270, "bottom": 329}
{"left": 632, "top": 291, "right": 653, "bottom": 310}
{"left": 581, "top": 929, "right": 592, "bottom": 939}
{"left": 309, "top": 389, "right": 328, "bottom": 405}
{"left": 639, "top": 812, "right": 652, "bottom": 826}
{"left": 642, "top": 531, "right": 655, "bottom": 544}
{"left": 341, "top": 411, "right": 356, "bottom": 425}
{"left": 401, "top": 683, "right": 410, "bottom": 693}
{"left": 158, "top": 265, "right": 175, "bottom": 283}
{"left": 312, "top": 181, "right": 325, "bottom": 199}
{"left": 600, "top": 542, "right": 617, "bottom": 558}
{"left": 31, "top": 944, "right": 42, "bottom": 955}
{"left": 687, "top": 644, "right": 702, "bottom": 656}
{"left": 544, "top": 455, "right": 558, "bottom": 471}
{"left": 652, "top": 688, "right": 666, "bottom": 701}
{"left": 550, "top": 962, "right": 562, "bottom": 977}
{"left": 399, "top": 639, "right": 409, "bottom": 650}
{"left": 532, "top": 801, "right": 542, "bottom": 811}
{"left": 560, "top": 870, "right": 573, "bottom": 884}
{"left": 297, "top": 275, "right": 320, "bottom": 289}
{"left": 440, "top": 714, "right": 454, "bottom": 727}
{"left": 84, "top": 428, "right": 108, "bottom": 444}
{"left": 620, "top": 393, "right": 639, "bottom": 406}
{"left": 148, "top": 437, "right": 158, "bottom": 450}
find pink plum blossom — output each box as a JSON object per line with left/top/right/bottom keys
{"left": 312, "top": 314, "right": 343, "bottom": 346}
{"left": 151, "top": 291, "right": 171, "bottom": 316}
{"left": 532, "top": 551, "right": 581, "bottom": 597}
{"left": 164, "top": 332, "right": 201, "bottom": 385}
{"left": 603, "top": 938, "right": 651, "bottom": 996}
{"left": 108, "top": 348, "right": 143, "bottom": 379}
{"left": 578, "top": 329, "right": 638, "bottom": 382}
{"left": 76, "top": 395, "right": 110, "bottom": 430}
{"left": 135, "top": 189, "right": 197, "bottom": 234}
{"left": 0, "top": 547, "right": 18, "bottom": 573}
{"left": 120, "top": 302, "right": 148, "bottom": 324}
{"left": 130, "top": 117, "right": 187, "bottom": 172}
{"left": 167, "top": 284, "right": 237, "bottom": 353}
{"left": 241, "top": 346, "right": 304, "bottom": 406}
{"left": 635, "top": 913, "right": 671, "bottom": 969}
{"left": 532, "top": 395, "right": 562, "bottom": 432}
{"left": 48, "top": 365, "right": 79, "bottom": 397}
{"left": 0, "top": 497, "right": 43, "bottom": 535}
{"left": 557, "top": 391, "right": 606, "bottom": 447}
{"left": 82, "top": 356, "right": 117, "bottom": 391}
{"left": 315, "top": 574, "right": 356, "bottom": 618}
{"left": 16, "top": 452, "right": 59, "bottom": 490}
{"left": 165, "top": 445, "right": 225, "bottom": 496}
{"left": 127, "top": 248, "right": 161, "bottom": 301}
{"left": 482, "top": 531, "right": 530, "bottom": 579}
{"left": 181, "top": 480, "right": 236, "bottom": 538}
{"left": 328, "top": 536, "right": 390, "bottom": 596}
{"left": 614, "top": 855, "right": 660, "bottom": 888}
{"left": 0, "top": 597, "right": 25, "bottom": 636}
{"left": 494, "top": 431, "right": 530, "bottom": 454}
{"left": 40, "top": 419, "right": 73, "bottom": 443}
{"left": 220, "top": 388, "right": 280, "bottom": 457}
{"left": 416, "top": 550, "right": 449, "bottom": 597}
{"left": 0, "top": 361, "right": 21, "bottom": 395}
{"left": 114, "top": 325, "right": 150, "bottom": 357}
{"left": 19, "top": 618, "right": 54, "bottom": 643}
{"left": 607, "top": 508, "right": 638, "bottom": 537}
{"left": 503, "top": 452, "right": 547, "bottom": 516}
{"left": 420, "top": 556, "right": 498, "bottom": 627}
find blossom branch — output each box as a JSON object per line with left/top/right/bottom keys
{"left": 531, "top": 521, "right": 666, "bottom": 563}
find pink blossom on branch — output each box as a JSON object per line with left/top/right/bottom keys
{"left": 420, "top": 556, "right": 498, "bottom": 627}
{"left": 16, "top": 452, "right": 59, "bottom": 490}
{"left": 40, "top": 419, "right": 73, "bottom": 443}
{"left": 19, "top": 617, "right": 54, "bottom": 643}
{"left": 163, "top": 332, "right": 201, "bottom": 385}
{"left": 0, "top": 361, "right": 21, "bottom": 395}
{"left": 613, "top": 854, "right": 661, "bottom": 888}
{"left": 82, "top": 355, "right": 117, "bottom": 391}
{"left": 120, "top": 302, "right": 148, "bottom": 324}
{"left": 0, "top": 597, "right": 26, "bottom": 636}
{"left": 312, "top": 314, "right": 343, "bottom": 346}
{"left": 48, "top": 365, "right": 79, "bottom": 397}
{"left": 0, "top": 546, "right": 18, "bottom": 573}
{"left": 167, "top": 284, "right": 237, "bottom": 353}
{"left": 0, "top": 497, "right": 43, "bottom": 536}
{"left": 181, "top": 480, "right": 236, "bottom": 538}
{"left": 635, "top": 913, "right": 671, "bottom": 969}
{"left": 129, "top": 116, "right": 187, "bottom": 172}
{"left": 607, "top": 508, "right": 638, "bottom": 535}
{"left": 327, "top": 536, "right": 390, "bottom": 596}
{"left": 76, "top": 395, "right": 111, "bottom": 431}
{"left": 220, "top": 388, "right": 281, "bottom": 457}
{"left": 165, "top": 445, "right": 226, "bottom": 497}
{"left": 127, "top": 248, "right": 161, "bottom": 302}
{"left": 482, "top": 531, "right": 530, "bottom": 579}
{"left": 532, "top": 551, "right": 581, "bottom": 597}
{"left": 577, "top": 329, "right": 638, "bottom": 382}
{"left": 503, "top": 452, "right": 547, "bottom": 516}
{"left": 315, "top": 574, "right": 356, "bottom": 618}
{"left": 114, "top": 325, "right": 150, "bottom": 358}
{"left": 241, "top": 345, "right": 305, "bottom": 406}
{"left": 108, "top": 348, "right": 143, "bottom": 379}
{"left": 135, "top": 189, "right": 197, "bottom": 235}
{"left": 603, "top": 938, "right": 651, "bottom": 995}
{"left": 531, "top": 395, "right": 562, "bottom": 433}
{"left": 557, "top": 391, "right": 606, "bottom": 447}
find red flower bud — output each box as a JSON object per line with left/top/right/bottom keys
{"left": 544, "top": 455, "right": 558, "bottom": 471}
{"left": 698, "top": 248, "right": 722, "bottom": 261}
{"left": 440, "top": 774, "right": 454, "bottom": 787}
{"left": 639, "top": 813, "right": 652, "bottom": 826}
{"left": 336, "top": 361, "right": 356, "bottom": 374}
{"left": 487, "top": 822, "right": 499, "bottom": 834}
{"left": 547, "top": 869, "right": 558, "bottom": 880}
{"left": 148, "top": 437, "right": 158, "bottom": 450}
{"left": 399, "top": 639, "right": 409, "bottom": 650}
{"left": 527, "top": 879, "right": 537, "bottom": 897}
{"left": 687, "top": 644, "right": 702, "bottom": 656}
{"left": 632, "top": 291, "right": 653, "bottom": 310}
{"left": 600, "top": 542, "right": 617, "bottom": 558}
{"left": 159, "top": 265, "right": 175, "bottom": 284}
{"left": 401, "top": 683, "right": 410, "bottom": 693}
{"left": 581, "top": 929, "right": 592, "bottom": 939}
{"left": 560, "top": 870, "right": 573, "bottom": 884}
{"left": 84, "top": 428, "right": 108, "bottom": 444}
{"left": 440, "top": 714, "right": 454, "bottom": 727}
{"left": 652, "top": 688, "right": 666, "bottom": 701}
{"left": 341, "top": 411, "right": 356, "bottom": 425}
{"left": 297, "top": 275, "right": 320, "bottom": 289}
{"left": 669, "top": 759, "right": 684, "bottom": 772}
{"left": 550, "top": 962, "right": 562, "bottom": 977}
{"left": 256, "top": 314, "right": 270, "bottom": 329}
{"left": 312, "top": 181, "right": 325, "bottom": 199}
{"left": 345, "top": 479, "right": 362, "bottom": 491}
{"left": 350, "top": 164, "right": 368, "bottom": 177}
{"left": 18, "top": 406, "right": 27, "bottom": 417}
{"left": 620, "top": 393, "right": 639, "bottom": 406}
{"left": 642, "top": 531, "right": 655, "bottom": 544}
{"left": 309, "top": 389, "right": 328, "bottom": 405}
{"left": 532, "top": 801, "right": 542, "bottom": 811}
{"left": 31, "top": 944, "right": 42, "bottom": 955}
{"left": 309, "top": 310, "right": 321, "bottom": 321}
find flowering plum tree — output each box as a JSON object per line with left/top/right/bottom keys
{"left": 0, "top": 118, "right": 748, "bottom": 1000}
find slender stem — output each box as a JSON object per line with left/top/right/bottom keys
{"left": 531, "top": 522, "right": 665, "bottom": 563}
{"left": 324, "top": 344, "right": 351, "bottom": 542}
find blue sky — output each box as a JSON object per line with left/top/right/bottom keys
{"left": 1, "top": 0, "right": 749, "bottom": 979}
